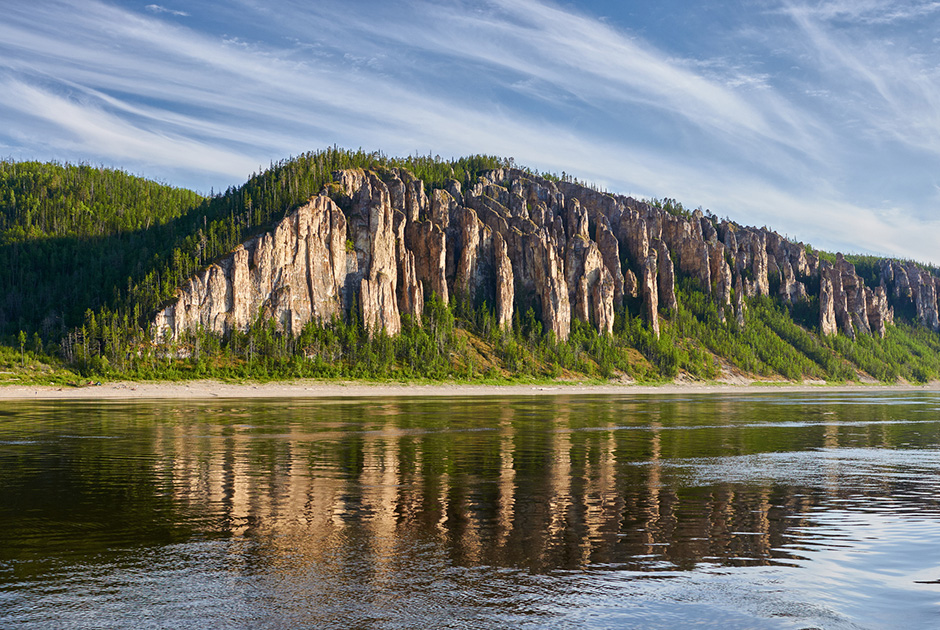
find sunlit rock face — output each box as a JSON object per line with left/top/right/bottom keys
{"left": 153, "top": 194, "right": 348, "bottom": 339}
{"left": 155, "top": 167, "right": 937, "bottom": 342}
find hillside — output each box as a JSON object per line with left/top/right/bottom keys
{"left": 3, "top": 149, "right": 940, "bottom": 385}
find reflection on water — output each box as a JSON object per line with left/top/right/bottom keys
{"left": 1, "top": 393, "right": 940, "bottom": 629}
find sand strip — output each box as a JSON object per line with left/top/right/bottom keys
{"left": 1, "top": 380, "right": 939, "bottom": 400}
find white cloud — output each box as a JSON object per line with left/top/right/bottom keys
{"left": 305, "top": 0, "right": 828, "bottom": 164}
{"left": 1, "top": 0, "right": 940, "bottom": 262}
{"left": 145, "top": 4, "right": 188, "bottom": 17}
{"left": 782, "top": 3, "right": 940, "bottom": 165}
{"left": 0, "top": 79, "right": 258, "bottom": 178}
{"left": 785, "top": 0, "right": 940, "bottom": 24}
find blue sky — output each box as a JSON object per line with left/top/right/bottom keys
{"left": 3, "top": 1, "right": 940, "bottom": 262}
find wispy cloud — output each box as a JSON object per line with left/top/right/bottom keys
{"left": 0, "top": 79, "right": 258, "bottom": 179}
{"left": 145, "top": 4, "right": 188, "bottom": 17}
{"left": 785, "top": 0, "right": 940, "bottom": 24}
{"left": 287, "top": 0, "right": 828, "bottom": 166}
{"left": 782, "top": 2, "right": 940, "bottom": 187}
{"left": 2, "top": 0, "right": 940, "bottom": 262}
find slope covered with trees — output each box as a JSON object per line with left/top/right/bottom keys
{"left": 2, "top": 149, "right": 940, "bottom": 385}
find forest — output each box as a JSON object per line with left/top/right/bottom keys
{"left": 3, "top": 148, "right": 940, "bottom": 386}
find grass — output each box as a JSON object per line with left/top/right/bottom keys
{"left": 0, "top": 346, "right": 81, "bottom": 386}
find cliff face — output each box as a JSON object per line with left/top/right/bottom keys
{"left": 153, "top": 167, "right": 938, "bottom": 342}
{"left": 154, "top": 194, "right": 349, "bottom": 339}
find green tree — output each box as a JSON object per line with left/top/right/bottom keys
{"left": 18, "top": 330, "right": 26, "bottom": 367}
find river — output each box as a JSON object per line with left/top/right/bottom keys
{"left": 1, "top": 392, "right": 939, "bottom": 628}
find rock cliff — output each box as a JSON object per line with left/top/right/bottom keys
{"left": 154, "top": 195, "right": 349, "bottom": 339}
{"left": 153, "top": 166, "right": 939, "bottom": 344}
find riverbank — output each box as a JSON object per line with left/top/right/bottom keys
{"left": 2, "top": 379, "right": 940, "bottom": 399}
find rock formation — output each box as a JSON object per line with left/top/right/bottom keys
{"left": 153, "top": 195, "right": 348, "bottom": 339}
{"left": 154, "top": 165, "right": 940, "bottom": 346}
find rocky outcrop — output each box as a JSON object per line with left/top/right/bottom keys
{"left": 348, "top": 172, "right": 402, "bottom": 335}
{"left": 155, "top": 165, "right": 940, "bottom": 348}
{"left": 816, "top": 256, "right": 910, "bottom": 339}
{"left": 593, "top": 267, "right": 615, "bottom": 335}
{"left": 866, "top": 285, "right": 892, "bottom": 337}
{"left": 819, "top": 259, "right": 853, "bottom": 338}
{"left": 533, "top": 230, "right": 571, "bottom": 340}
{"left": 734, "top": 273, "right": 746, "bottom": 328}
{"left": 617, "top": 209, "right": 650, "bottom": 273}
{"left": 912, "top": 267, "right": 940, "bottom": 331}
{"left": 624, "top": 268, "right": 639, "bottom": 299}
{"left": 709, "top": 244, "right": 732, "bottom": 320}
{"left": 153, "top": 195, "right": 348, "bottom": 339}
{"left": 819, "top": 268, "right": 838, "bottom": 336}
{"left": 642, "top": 251, "right": 660, "bottom": 337}
{"left": 452, "top": 205, "right": 491, "bottom": 303}
{"left": 493, "top": 232, "right": 514, "bottom": 328}
{"left": 595, "top": 218, "right": 625, "bottom": 303}
{"left": 765, "top": 232, "right": 810, "bottom": 304}
{"left": 655, "top": 239, "right": 678, "bottom": 311}
{"left": 397, "top": 248, "right": 423, "bottom": 325}
{"left": 565, "top": 231, "right": 616, "bottom": 334}
{"left": 837, "top": 255, "right": 870, "bottom": 337}
{"left": 405, "top": 216, "right": 448, "bottom": 303}
{"left": 880, "top": 260, "right": 940, "bottom": 330}
{"left": 673, "top": 234, "right": 710, "bottom": 292}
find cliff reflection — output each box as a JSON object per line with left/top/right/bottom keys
{"left": 144, "top": 394, "right": 936, "bottom": 573}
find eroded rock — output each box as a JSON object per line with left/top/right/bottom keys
{"left": 156, "top": 165, "right": 940, "bottom": 351}
{"left": 655, "top": 239, "right": 678, "bottom": 311}
{"left": 642, "top": 251, "right": 660, "bottom": 337}
{"left": 154, "top": 195, "right": 348, "bottom": 339}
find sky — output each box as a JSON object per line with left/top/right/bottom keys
{"left": 3, "top": 1, "right": 940, "bottom": 262}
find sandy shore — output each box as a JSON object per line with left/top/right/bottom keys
{"left": 2, "top": 379, "right": 940, "bottom": 400}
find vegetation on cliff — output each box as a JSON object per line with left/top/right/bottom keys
{"left": 3, "top": 149, "right": 940, "bottom": 386}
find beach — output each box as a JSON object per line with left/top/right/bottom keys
{"left": 2, "top": 379, "right": 939, "bottom": 399}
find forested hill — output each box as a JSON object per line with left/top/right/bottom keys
{"left": 3, "top": 149, "right": 940, "bottom": 385}
{"left": 0, "top": 150, "right": 504, "bottom": 340}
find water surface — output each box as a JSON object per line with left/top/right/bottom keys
{"left": 1, "top": 392, "right": 939, "bottom": 628}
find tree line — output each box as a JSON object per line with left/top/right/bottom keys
{"left": 4, "top": 149, "right": 940, "bottom": 384}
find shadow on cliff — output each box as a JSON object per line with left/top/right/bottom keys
{"left": 0, "top": 192, "right": 277, "bottom": 340}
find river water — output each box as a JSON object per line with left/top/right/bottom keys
{"left": 1, "top": 392, "right": 939, "bottom": 629}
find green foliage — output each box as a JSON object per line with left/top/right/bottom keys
{"left": 647, "top": 197, "right": 692, "bottom": 220}
{"left": 0, "top": 161, "right": 203, "bottom": 338}
{"left": 816, "top": 250, "right": 837, "bottom": 264}
{"left": 843, "top": 254, "right": 882, "bottom": 288}
{"left": 80, "top": 293, "right": 464, "bottom": 382}
{"left": 0, "top": 149, "right": 506, "bottom": 342}
{"left": 0, "top": 340, "right": 79, "bottom": 386}
{"left": 844, "top": 253, "right": 940, "bottom": 289}
{"left": 821, "top": 323, "right": 940, "bottom": 383}
{"left": 0, "top": 160, "right": 202, "bottom": 242}
{"left": 3, "top": 151, "right": 940, "bottom": 386}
